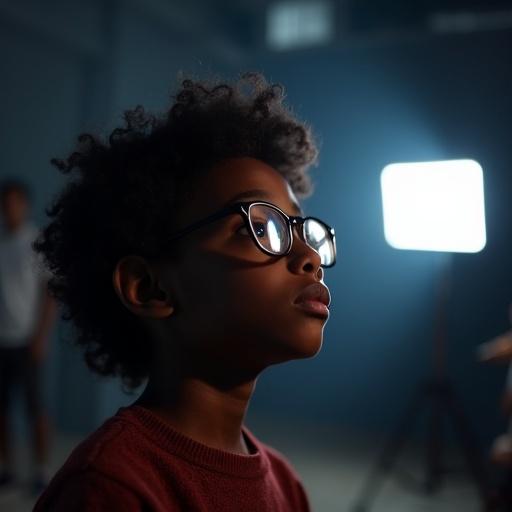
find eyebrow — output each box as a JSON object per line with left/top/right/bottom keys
{"left": 225, "top": 189, "right": 303, "bottom": 216}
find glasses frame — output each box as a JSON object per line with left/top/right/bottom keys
{"left": 165, "top": 200, "right": 336, "bottom": 268}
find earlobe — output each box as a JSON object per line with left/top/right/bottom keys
{"left": 112, "top": 255, "right": 174, "bottom": 318}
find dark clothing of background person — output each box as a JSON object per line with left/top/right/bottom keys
{"left": 0, "top": 207, "right": 56, "bottom": 495}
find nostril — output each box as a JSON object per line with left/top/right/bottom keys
{"left": 303, "top": 262, "right": 315, "bottom": 273}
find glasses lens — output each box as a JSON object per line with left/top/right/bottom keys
{"left": 248, "top": 204, "right": 289, "bottom": 254}
{"left": 304, "top": 218, "right": 336, "bottom": 266}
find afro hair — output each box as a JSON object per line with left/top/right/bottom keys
{"left": 33, "top": 72, "right": 319, "bottom": 391}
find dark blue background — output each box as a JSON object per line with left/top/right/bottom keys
{"left": 1, "top": 0, "right": 510, "bottom": 450}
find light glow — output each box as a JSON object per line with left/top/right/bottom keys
{"left": 380, "top": 159, "right": 486, "bottom": 253}
{"left": 266, "top": 1, "right": 333, "bottom": 51}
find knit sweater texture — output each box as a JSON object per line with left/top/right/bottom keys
{"left": 33, "top": 405, "right": 311, "bottom": 511}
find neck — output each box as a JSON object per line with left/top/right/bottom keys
{"left": 133, "top": 373, "right": 257, "bottom": 455}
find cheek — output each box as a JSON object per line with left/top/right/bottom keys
{"left": 225, "top": 275, "right": 326, "bottom": 361}
{"left": 179, "top": 268, "right": 263, "bottom": 329}
{"left": 174, "top": 258, "right": 325, "bottom": 361}
{"left": 228, "top": 268, "right": 328, "bottom": 353}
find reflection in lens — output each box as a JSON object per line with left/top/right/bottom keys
{"left": 267, "top": 220, "right": 282, "bottom": 252}
{"left": 305, "top": 219, "right": 333, "bottom": 266}
{"left": 250, "top": 204, "right": 288, "bottom": 255}
{"left": 318, "top": 242, "right": 333, "bottom": 266}
{"left": 305, "top": 219, "right": 327, "bottom": 244}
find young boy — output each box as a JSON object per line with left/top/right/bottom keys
{"left": 32, "top": 72, "right": 336, "bottom": 511}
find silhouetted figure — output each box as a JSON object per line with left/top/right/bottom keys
{"left": 0, "top": 179, "right": 57, "bottom": 496}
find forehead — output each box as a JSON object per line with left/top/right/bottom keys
{"left": 179, "top": 157, "right": 301, "bottom": 221}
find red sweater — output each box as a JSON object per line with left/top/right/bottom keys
{"left": 33, "top": 405, "right": 311, "bottom": 511}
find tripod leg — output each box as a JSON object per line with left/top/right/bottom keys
{"left": 351, "top": 384, "right": 426, "bottom": 512}
{"left": 446, "top": 385, "right": 491, "bottom": 507}
{"left": 425, "top": 381, "right": 445, "bottom": 493}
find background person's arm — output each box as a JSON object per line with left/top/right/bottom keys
{"left": 28, "top": 283, "right": 58, "bottom": 363}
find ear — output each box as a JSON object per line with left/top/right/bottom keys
{"left": 112, "top": 255, "right": 174, "bottom": 318}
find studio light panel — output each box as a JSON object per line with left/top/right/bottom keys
{"left": 380, "top": 159, "right": 486, "bottom": 253}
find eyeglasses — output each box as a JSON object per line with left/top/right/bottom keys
{"left": 165, "top": 200, "right": 336, "bottom": 268}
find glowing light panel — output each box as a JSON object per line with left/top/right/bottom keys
{"left": 380, "top": 159, "right": 486, "bottom": 253}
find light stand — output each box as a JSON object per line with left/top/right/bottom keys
{"left": 352, "top": 159, "right": 490, "bottom": 511}
{"left": 352, "top": 265, "right": 490, "bottom": 511}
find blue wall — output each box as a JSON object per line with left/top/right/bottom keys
{"left": 248, "top": 31, "right": 512, "bottom": 444}
{"left": 1, "top": 1, "right": 511, "bottom": 448}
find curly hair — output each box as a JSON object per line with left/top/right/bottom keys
{"left": 33, "top": 72, "right": 319, "bottom": 391}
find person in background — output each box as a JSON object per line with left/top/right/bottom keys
{"left": 477, "top": 303, "right": 512, "bottom": 507}
{"left": 478, "top": 304, "right": 512, "bottom": 455}
{"left": 0, "top": 179, "right": 57, "bottom": 495}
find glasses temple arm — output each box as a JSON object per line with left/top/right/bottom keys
{"left": 164, "top": 204, "right": 240, "bottom": 244}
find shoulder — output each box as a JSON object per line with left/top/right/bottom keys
{"left": 244, "top": 428, "right": 311, "bottom": 511}
{"left": 34, "top": 408, "right": 195, "bottom": 511}
{"left": 245, "top": 427, "right": 302, "bottom": 481}
{"left": 59, "top": 412, "right": 151, "bottom": 477}
{"left": 35, "top": 414, "right": 147, "bottom": 508}
{"left": 264, "top": 444, "right": 311, "bottom": 511}
{"left": 261, "top": 442, "right": 304, "bottom": 486}
{"left": 33, "top": 468, "right": 143, "bottom": 511}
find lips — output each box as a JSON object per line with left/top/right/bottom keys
{"left": 293, "top": 282, "right": 331, "bottom": 308}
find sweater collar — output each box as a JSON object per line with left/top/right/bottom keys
{"left": 117, "top": 405, "right": 270, "bottom": 478}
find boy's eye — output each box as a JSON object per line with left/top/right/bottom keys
{"left": 253, "top": 222, "right": 267, "bottom": 238}
{"left": 236, "top": 221, "right": 267, "bottom": 237}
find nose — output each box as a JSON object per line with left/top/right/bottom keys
{"left": 287, "top": 224, "right": 323, "bottom": 280}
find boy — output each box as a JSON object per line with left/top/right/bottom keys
{"left": 0, "top": 180, "right": 57, "bottom": 494}
{"left": 33, "top": 72, "right": 336, "bottom": 511}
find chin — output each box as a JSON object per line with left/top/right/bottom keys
{"left": 279, "top": 325, "right": 325, "bottom": 360}
{"left": 296, "top": 336, "right": 323, "bottom": 359}
{"left": 257, "top": 311, "right": 327, "bottom": 363}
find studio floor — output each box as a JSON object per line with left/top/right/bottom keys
{"left": 0, "top": 416, "right": 483, "bottom": 512}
